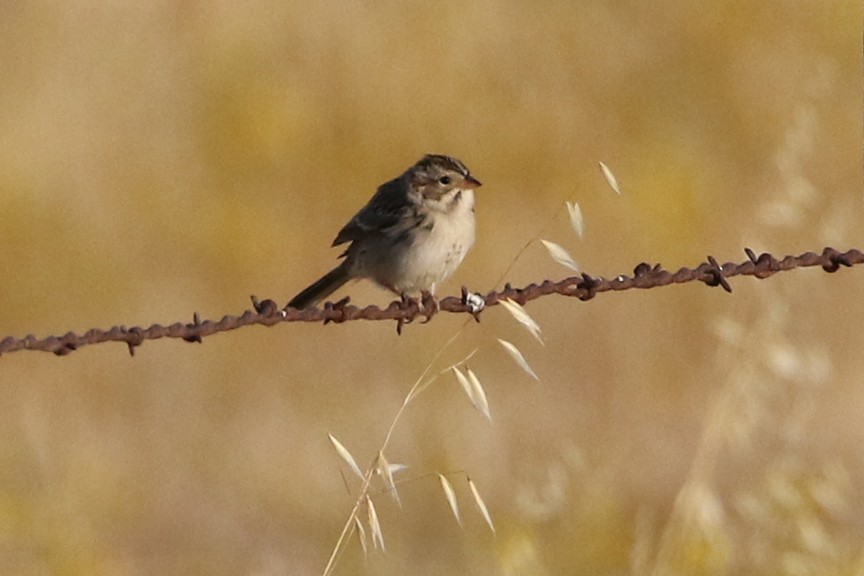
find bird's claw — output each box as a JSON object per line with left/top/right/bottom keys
{"left": 420, "top": 290, "right": 439, "bottom": 324}
{"left": 395, "top": 293, "right": 421, "bottom": 334}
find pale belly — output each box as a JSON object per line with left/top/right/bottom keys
{"left": 357, "top": 201, "right": 475, "bottom": 294}
{"left": 391, "top": 221, "right": 475, "bottom": 292}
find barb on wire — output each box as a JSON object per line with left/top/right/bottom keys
{"left": 1, "top": 246, "right": 860, "bottom": 357}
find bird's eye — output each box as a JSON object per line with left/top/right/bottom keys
{"left": 438, "top": 175, "right": 452, "bottom": 185}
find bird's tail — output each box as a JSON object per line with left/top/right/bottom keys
{"left": 287, "top": 262, "right": 351, "bottom": 309}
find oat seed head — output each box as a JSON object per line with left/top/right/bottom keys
{"left": 466, "top": 367, "right": 492, "bottom": 423}
{"left": 328, "top": 433, "right": 364, "bottom": 481}
{"left": 598, "top": 161, "right": 622, "bottom": 195}
{"left": 366, "top": 496, "right": 385, "bottom": 551}
{"left": 499, "top": 298, "right": 544, "bottom": 344}
{"left": 498, "top": 339, "right": 540, "bottom": 380}
{"left": 468, "top": 478, "right": 495, "bottom": 534}
{"left": 438, "top": 474, "right": 462, "bottom": 527}
{"left": 565, "top": 201, "right": 584, "bottom": 238}
{"left": 541, "top": 239, "right": 581, "bottom": 272}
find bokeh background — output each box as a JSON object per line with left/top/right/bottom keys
{"left": 0, "top": 2, "right": 862, "bottom": 575}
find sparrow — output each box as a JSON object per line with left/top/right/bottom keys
{"left": 288, "top": 154, "right": 481, "bottom": 309}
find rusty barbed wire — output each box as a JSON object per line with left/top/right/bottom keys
{"left": 1, "top": 246, "right": 860, "bottom": 357}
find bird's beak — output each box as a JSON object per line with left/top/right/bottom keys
{"left": 462, "top": 175, "right": 482, "bottom": 189}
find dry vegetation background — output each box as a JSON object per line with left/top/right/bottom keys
{"left": 0, "top": 2, "right": 862, "bottom": 575}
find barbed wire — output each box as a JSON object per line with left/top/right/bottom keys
{"left": 1, "top": 246, "right": 860, "bottom": 357}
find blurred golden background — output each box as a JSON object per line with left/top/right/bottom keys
{"left": 0, "top": 1, "right": 862, "bottom": 574}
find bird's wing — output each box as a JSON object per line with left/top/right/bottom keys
{"left": 332, "top": 177, "right": 423, "bottom": 247}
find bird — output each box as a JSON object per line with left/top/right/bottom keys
{"left": 288, "top": 154, "right": 481, "bottom": 309}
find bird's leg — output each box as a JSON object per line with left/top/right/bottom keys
{"left": 394, "top": 291, "right": 422, "bottom": 335}
{"left": 419, "top": 290, "right": 439, "bottom": 323}
{"left": 398, "top": 291, "right": 422, "bottom": 316}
